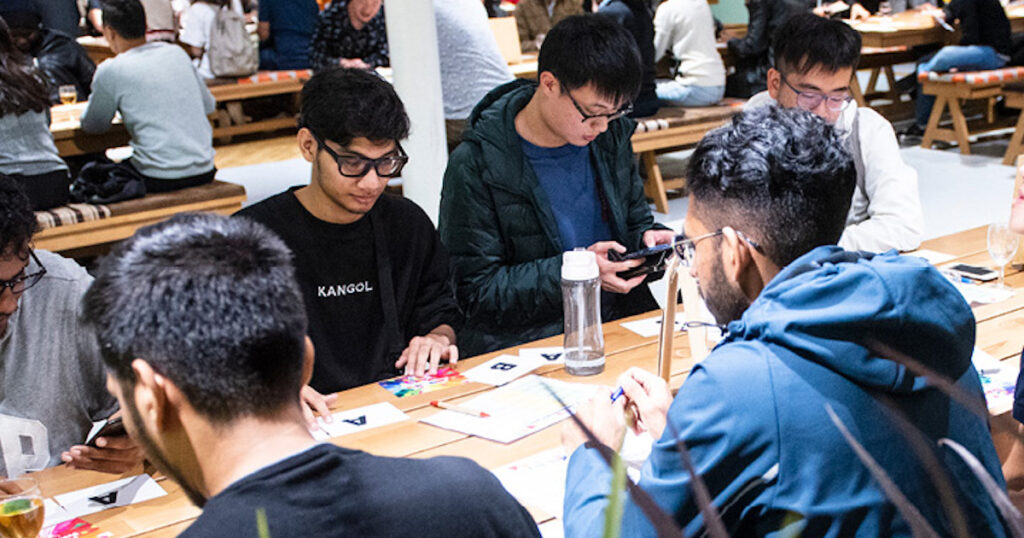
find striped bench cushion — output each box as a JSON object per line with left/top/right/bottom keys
{"left": 236, "top": 69, "right": 314, "bottom": 85}
{"left": 36, "top": 203, "right": 111, "bottom": 230}
{"left": 917, "top": 66, "right": 1024, "bottom": 84}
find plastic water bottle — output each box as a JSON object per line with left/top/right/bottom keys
{"left": 562, "top": 249, "right": 605, "bottom": 376}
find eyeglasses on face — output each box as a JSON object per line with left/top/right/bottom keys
{"left": 673, "top": 229, "right": 763, "bottom": 266}
{"left": 311, "top": 131, "right": 409, "bottom": 178}
{"left": 781, "top": 75, "right": 853, "bottom": 112}
{"left": 0, "top": 250, "right": 46, "bottom": 296}
{"left": 562, "top": 82, "right": 633, "bottom": 124}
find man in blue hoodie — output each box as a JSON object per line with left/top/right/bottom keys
{"left": 562, "top": 105, "right": 1008, "bottom": 536}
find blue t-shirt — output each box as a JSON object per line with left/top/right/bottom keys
{"left": 521, "top": 137, "right": 612, "bottom": 250}
{"left": 259, "top": 0, "right": 319, "bottom": 69}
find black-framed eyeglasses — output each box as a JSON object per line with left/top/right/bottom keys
{"left": 673, "top": 229, "right": 762, "bottom": 267}
{"left": 564, "top": 86, "right": 633, "bottom": 124}
{"left": 0, "top": 250, "right": 46, "bottom": 296}
{"left": 781, "top": 75, "right": 853, "bottom": 112}
{"left": 311, "top": 131, "right": 409, "bottom": 178}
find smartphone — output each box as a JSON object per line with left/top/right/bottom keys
{"left": 608, "top": 243, "right": 674, "bottom": 279}
{"left": 85, "top": 416, "right": 126, "bottom": 447}
{"left": 946, "top": 263, "right": 999, "bottom": 282}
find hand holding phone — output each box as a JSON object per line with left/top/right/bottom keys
{"left": 85, "top": 416, "right": 126, "bottom": 447}
{"left": 607, "top": 243, "right": 674, "bottom": 279}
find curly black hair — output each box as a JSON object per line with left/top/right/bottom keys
{"left": 686, "top": 105, "right": 856, "bottom": 267}
{"left": 0, "top": 174, "right": 38, "bottom": 256}
{"left": 299, "top": 67, "right": 410, "bottom": 146}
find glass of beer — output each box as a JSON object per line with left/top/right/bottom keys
{"left": 0, "top": 477, "right": 45, "bottom": 538}
{"left": 58, "top": 85, "right": 77, "bottom": 105}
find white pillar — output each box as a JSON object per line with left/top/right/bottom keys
{"left": 383, "top": 0, "right": 447, "bottom": 224}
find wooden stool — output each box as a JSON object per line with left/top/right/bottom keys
{"left": 850, "top": 46, "right": 915, "bottom": 107}
{"left": 919, "top": 67, "right": 1024, "bottom": 154}
{"left": 207, "top": 70, "right": 312, "bottom": 142}
{"left": 630, "top": 102, "right": 744, "bottom": 214}
{"left": 1002, "top": 83, "right": 1024, "bottom": 165}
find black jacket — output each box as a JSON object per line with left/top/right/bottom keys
{"left": 726, "top": 0, "right": 814, "bottom": 97}
{"left": 33, "top": 29, "right": 95, "bottom": 104}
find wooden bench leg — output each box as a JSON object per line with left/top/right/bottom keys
{"left": 641, "top": 150, "right": 670, "bottom": 214}
{"left": 947, "top": 97, "right": 971, "bottom": 154}
{"left": 883, "top": 66, "right": 899, "bottom": 102}
{"left": 921, "top": 94, "right": 948, "bottom": 149}
{"left": 866, "top": 67, "right": 881, "bottom": 95}
{"left": 1002, "top": 110, "right": 1024, "bottom": 165}
{"left": 851, "top": 76, "right": 866, "bottom": 108}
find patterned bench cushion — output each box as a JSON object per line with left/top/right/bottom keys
{"left": 633, "top": 99, "right": 745, "bottom": 134}
{"left": 36, "top": 203, "right": 110, "bottom": 230}
{"left": 237, "top": 69, "right": 314, "bottom": 85}
{"left": 917, "top": 66, "right": 1024, "bottom": 85}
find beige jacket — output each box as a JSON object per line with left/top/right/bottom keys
{"left": 515, "top": 0, "right": 583, "bottom": 52}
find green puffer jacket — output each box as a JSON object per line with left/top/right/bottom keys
{"left": 439, "top": 79, "right": 665, "bottom": 356}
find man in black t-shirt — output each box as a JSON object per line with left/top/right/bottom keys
{"left": 82, "top": 213, "right": 540, "bottom": 537}
{"left": 237, "top": 68, "right": 461, "bottom": 394}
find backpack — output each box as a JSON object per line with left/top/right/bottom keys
{"left": 207, "top": 5, "right": 257, "bottom": 78}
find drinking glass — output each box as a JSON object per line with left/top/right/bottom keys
{"left": 0, "top": 477, "right": 45, "bottom": 538}
{"left": 987, "top": 221, "right": 1019, "bottom": 289}
{"left": 58, "top": 85, "right": 77, "bottom": 106}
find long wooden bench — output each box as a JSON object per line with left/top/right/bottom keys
{"left": 1001, "top": 84, "right": 1024, "bottom": 165}
{"left": 850, "top": 46, "right": 917, "bottom": 108}
{"left": 919, "top": 66, "right": 1024, "bottom": 154}
{"left": 207, "top": 70, "right": 313, "bottom": 141}
{"left": 631, "top": 102, "right": 744, "bottom": 214}
{"left": 33, "top": 180, "right": 247, "bottom": 253}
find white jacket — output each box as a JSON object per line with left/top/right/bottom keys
{"left": 745, "top": 92, "right": 924, "bottom": 253}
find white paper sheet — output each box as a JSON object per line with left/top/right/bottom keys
{"left": 906, "top": 249, "right": 956, "bottom": 265}
{"left": 462, "top": 354, "right": 545, "bottom": 386}
{"left": 619, "top": 312, "right": 687, "bottom": 338}
{"left": 973, "top": 347, "right": 1008, "bottom": 375}
{"left": 519, "top": 346, "right": 566, "bottom": 365}
{"left": 311, "top": 402, "right": 409, "bottom": 441}
{"left": 48, "top": 474, "right": 166, "bottom": 525}
{"left": 421, "top": 375, "right": 598, "bottom": 443}
{"left": 953, "top": 281, "right": 1015, "bottom": 306}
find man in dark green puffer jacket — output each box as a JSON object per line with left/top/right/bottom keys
{"left": 439, "top": 15, "right": 675, "bottom": 356}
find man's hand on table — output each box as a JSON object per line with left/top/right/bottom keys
{"left": 61, "top": 435, "right": 143, "bottom": 474}
{"left": 561, "top": 386, "right": 627, "bottom": 455}
{"left": 850, "top": 3, "right": 871, "bottom": 20}
{"left": 300, "top": 385, "right": 339, "bottom": 430}
{"left": 396, "top": 329, "right": 459, "bottom": 377}
{"left": 587, "top": 241, "right": 646, "bottom": 294}
{"left": 617, "top": 367, "right": 673, "bottom": 440}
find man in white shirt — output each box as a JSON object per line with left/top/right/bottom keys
{"left": 745, "top": 13, "right": 923, "bottom": 252}
{"left": 652, "top": 0, "right": 726, "bottom": 107}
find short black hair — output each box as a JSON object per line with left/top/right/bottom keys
{"left": 772, "top": 13, "right": 862, "bottom": 75}
{"left": 100, "top": 0, "right": 146, "bottom": 40}
{"left": 686, "top": 105, "right": 856, "bottom": 267}
{"left": 83, "top": 213, "right": 309, "bottom": 423}
{"left": 537, "top": 14, "right": 642, "bottom": 104}
{"left": 299, "top": 68, "right": 410, "bottom": 146}
{"left": 0, "top": 174, "right": 38, "bottom": 257}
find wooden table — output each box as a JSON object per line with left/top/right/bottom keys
{"left": 50, "top": 102, "right": 130, "bottom": 158}
{"left": 854, "top": 7, "right": 1024, "bottom": 49}
{"left": 28, "top": 227, "right": 1024, "bottom": 535}
{"left": 76, "top": 36, "right": 115, "bottom": 65}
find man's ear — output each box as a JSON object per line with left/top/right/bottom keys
{"left": 301, "top": 336, "right": 315, "bottom": 387}
{"left": 296, "top": 128, "right": 318, "bottom": 163}
{"left": 130, "top": 358, "right": 171, "bottom": 432}
{"left": 766, "top": 67, "right": 782, "bottom": 100}
{"left": 719, "top": 227, "right": 763, "bottom": 300}
{"left": 538, "top": 71, "right": 560, "bottom": 97}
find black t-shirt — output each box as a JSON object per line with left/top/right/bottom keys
{"left": 945, "top": 0, "right": 1012, "bottom": 55}
{"left": 236, "top": 190, "right": 462, "bottom": 393}
{"left": 180, "top": 444, "right": 542, "bottom": 537}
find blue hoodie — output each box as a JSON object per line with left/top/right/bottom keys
{"left": 564, "top": 246, "right": 1007, "bottom": 537}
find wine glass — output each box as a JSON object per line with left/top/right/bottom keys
{"left": 987, "top": 222, "right": 1020, "bottom": 289}
{"left": 57, "top": 85, "right": 77, "bottom": 106}
{"left": 0, "top": 477, "right": 45, "bottom": 538}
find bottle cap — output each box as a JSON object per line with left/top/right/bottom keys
{"left": 562, "top": 249, "right": 599, "bottom": 281}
